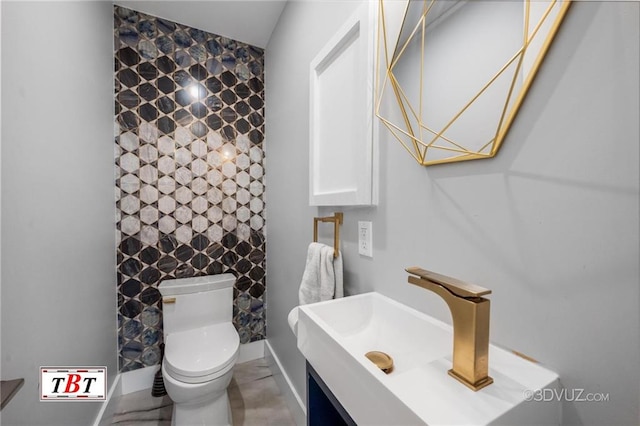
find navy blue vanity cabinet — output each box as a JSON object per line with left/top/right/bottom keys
{"left": 306, "top": 362, "right": 356, "bottom": 426}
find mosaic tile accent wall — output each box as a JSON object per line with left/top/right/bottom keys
{"left": 114, "top": 6, "right": 266, "bottom": 372}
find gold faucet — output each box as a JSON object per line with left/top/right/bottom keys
{"left": 406, "top": 267, "right": 493, "bottom": 391}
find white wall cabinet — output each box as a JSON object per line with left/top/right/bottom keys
{"left": 309, "top": 1, "right": 378, "bottom": 206}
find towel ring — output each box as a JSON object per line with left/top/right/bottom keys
{"left": 313, "top": 212, "right": 343, "bottom": 258}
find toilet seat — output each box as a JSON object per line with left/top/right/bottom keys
{"left": 164, "top": 322, "right": 240, "bottom": 384}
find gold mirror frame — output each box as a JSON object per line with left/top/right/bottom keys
{"left": 375, "top": 0, "right": 572, "bottom": 166}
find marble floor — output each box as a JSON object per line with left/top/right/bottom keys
{"left": 110, "top": 358, "right": 297, "bottom": 426}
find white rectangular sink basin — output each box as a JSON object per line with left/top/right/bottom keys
{"left": 297, "top": 292, "right": 560, "bottom": 425}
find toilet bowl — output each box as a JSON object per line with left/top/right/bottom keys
{"left": 159, "top": 274, "right": 240, "bottom": 426}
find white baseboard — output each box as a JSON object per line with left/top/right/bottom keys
{"left": 121, "top": 365, "right": 158, "bottom": 395}
{"left": 265, "top": 340, "right": 306, "bottom": 426}
{"left": 92, "top": 373, "right": 122, "bottom": 426}
{"left": 237, "top": 340, "right": 265, "bottom": 364}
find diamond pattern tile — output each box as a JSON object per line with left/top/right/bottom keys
{"left": 236, "top": 188, "right": 251, "bottom": 205}
{"left": 139, "top": 144, "right": 158, "bottom": 163}
{"left": 236, "top": 171, "right": 250, "bottom": 188}
{"left": 191, "top": 196, "right": 208, "bottom": 214}
{"left": 120, "top": 174, "right": 141, "bottom": 194}
{"left": 140, "top": 206, "right": 158, "bottom": 224}
{"left": 157, "top": 135, "right": 174, "bottom": 154}
{"left": 120, "top": 152, "right": 140, "bottom": 173}
{"left": 121, "top": 195, "right": 140, "bottom": 215}
{"left": 139, "top": 185, "right": 159, "bottom": 204}
{"left": 158, "top": 216, "right": 176, "bottom": 234}
{"left": 191, "top": 177, "right": 208, "bottom": 195}
{"left": 175, "top": 186, "right": 193, "bottom": 205}
{"left": 207, "top": 206, "right": 223, "bottom": 223}
{"left": 139, "top": 164, "right": 158, "bottom": 184}
{"left": 140, "top": 226, "right": 160, "bottom": 245}
{"left": 115, "top": 5, "right": 265, "bottom": 372}
{"left": 119, "top": 132, "right": 139, "bottom": 151}
{"left": 158, "top": 196, "right": 176, "bottom": 214}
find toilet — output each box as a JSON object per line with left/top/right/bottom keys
{"left": 159, "top": 274, "right": 240, "bottom": 426}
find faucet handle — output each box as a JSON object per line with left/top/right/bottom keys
{"left": 406, "top": 267, "right": 491, "bottom": 298}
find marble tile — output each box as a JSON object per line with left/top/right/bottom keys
{"left": 111, "top": 391, "right": 172, "bottom": 425}
{"left": 231, "top": 358, "right": 272, "bottom": 386}
{"left": 115, "top": 5, "right": 266, "bottom": 369}
{"left": 109, "top": 359, "right": 296, "bottom": 426}
{"left": 228, "top": 359, "right": 295, "bottom": 426}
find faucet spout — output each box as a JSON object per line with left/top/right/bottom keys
{"left": 406, "top": 267, "right": 493, "bottom": 391}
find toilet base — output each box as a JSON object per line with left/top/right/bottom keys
{"left": 162, "top": 361, "right": 236, "bottom": 426}
{"left": 171, "top": 391, "right": 231, "bottom": 426}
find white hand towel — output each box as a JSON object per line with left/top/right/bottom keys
{"left": 298, "top": 242, "right": 343, "bottom": 305}
{"left": 290, "top": 243, "right": 343, "bottom": 337}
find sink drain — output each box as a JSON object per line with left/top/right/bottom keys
{"left": 365, "top": 351, "right": 394, "bottom": 374}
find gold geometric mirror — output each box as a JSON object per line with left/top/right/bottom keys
{"left": 375, "top": 0, "right": 572, "bottom": 166}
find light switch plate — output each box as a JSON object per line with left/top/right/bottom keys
{"left": 358, "top": 221, "right": 373, "bottom": 257}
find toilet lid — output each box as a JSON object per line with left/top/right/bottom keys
{"left": 164, "top": 323, "right": 239, "bottom": 380}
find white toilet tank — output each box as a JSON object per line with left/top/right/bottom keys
{"left": 159, "top": 274, "right": 236, "bottom": 335}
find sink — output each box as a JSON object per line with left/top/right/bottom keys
{"left": 297, "top": 292, "right": 561, "bottom": 425}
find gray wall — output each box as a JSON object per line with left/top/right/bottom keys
{"left": 1, "top": 2, "right": 117, "bottom": 425}
{"left": 265, "top": 0, "right": 363, "bottom": 412}
{"left": 265, "top": 2, "right": 639, "bottom": 425}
